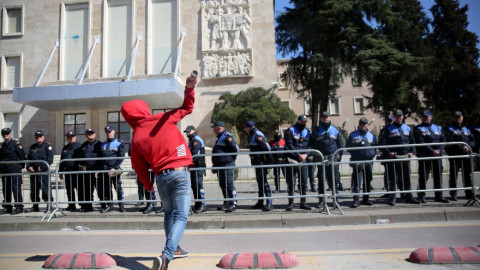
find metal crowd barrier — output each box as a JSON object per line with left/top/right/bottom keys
{"left": 331, "top": 142, "right": 480, "bottom": 215}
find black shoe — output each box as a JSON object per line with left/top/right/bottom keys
{"left": 406, "top": 198, "right": 421, "bottom": 204}
{"left": 387, "top": 200, "right": 396, "bottom": 206}
{"left": 25, "top": 206, "right": 40, "bottom": 213}
{"left": 217, "top": 204, "right": 227, "bottom": 211}
{"left": 435, "top": 197, "right": 450, "bottom": 203}
{"left": 285, "top": 203, "right": 294, "bottom": 211}
{"left": 193, "top": 205, "right": 207, "bottom": 214}
{"left": 418, "top": 197, "right": 426, "bottom": 203}
{"left": 361, "top": 200, "right": 373, "bottom": 206}
{"left": 251, "top": 202, "right": 264, "bottom": 209}
{"left": 64, "top": 206, "right": 77, "bottom": 211}
{"left": 299, "top": 203, "right": 312, "bottom": 210}
{"left": 225, "top": 205, "right": 236, "bottom": 213}
{"left": 450, "top": 196, "right": 458, "bottom": 201}
{"left": 135, "top": 202, "right": 145, "bottom": 207}
{"left": 143, "top": 206, "right": 153, "bottom": 214}
{"left": 152, "top": 254, "right": 169, "bottom": 270}
{"left": 380, "top": 194, "right": 390, "bottom": 198}
{"left": 173, "top": 246, "right": 189, "bottom": 259}
{"left": 350, "top": 200, "right": 361, "bottom": 208}
{"left": 12, "top": 208, "right": 23, "bottom": 215}
{"left": 0, "top": 208, "right": 13, "bottom": 215}
{"left": 101, "top": 206, "right": 112, "bottom": 213}
{"left": 155, "top": 207, "right": 164, "bottom": 214}
{"left": 263, "top": 204, "right": 273, "bottom": 211}
{"left": 119, "top": 206, "right": 126, "bottom": 213}
{"left": 79, "top": 207, "right": 93, "bottom": 212}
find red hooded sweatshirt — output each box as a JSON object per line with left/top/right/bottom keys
{"left": 121, "top": 87, "right": 194, "bottom": 191}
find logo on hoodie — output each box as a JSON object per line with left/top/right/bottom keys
{"left": 177, "top": 144, "right": 187, "bottom": 157}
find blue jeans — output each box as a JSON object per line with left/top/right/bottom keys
{"left": 156, "top": 170, "right": 191, "bottom": 261}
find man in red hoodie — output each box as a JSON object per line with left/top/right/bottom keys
{"left": 121, "top": 74, "right": 197, "bottom": 270}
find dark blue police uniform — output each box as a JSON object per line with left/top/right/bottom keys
{"left": 78, "top": 136, "right": 101, "bottom": 212}
{"left": 27, "top": 139, "right": 54, "bottom": 211}
{"left": 60, "top": 138, "right": 81, "bottom": 210}
{"left": 99, "top": 137, "right": 126, "bottom": 212}
{"left": 187, "top": 131, "right": 207, "bottom": 213}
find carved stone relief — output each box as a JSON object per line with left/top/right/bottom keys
{"left": 200, "top": 0, "right": 252, "bottom": 79}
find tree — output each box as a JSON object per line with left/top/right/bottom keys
{"left": 276, "top": 0, "right": 372, "bottom": 127}
{"left": 424, "top": 0, "right": 480, "bottom": 125}
{"left": 211, "top": 87, "right": 296, "bottom": 147}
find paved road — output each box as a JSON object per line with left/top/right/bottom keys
{"left": 1, "top": 221, "right": 480, "bottom": 269}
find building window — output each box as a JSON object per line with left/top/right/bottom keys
{"left": 278, "top": 72, "right": 288, "bottom": 90}
{"left": 61, "top": 3, "right": 89, "bottom": 80}
{"left": 329, "top": 98, "right": 340, "bottom": 115}
{"left": 2, "top": 5, "right": 24, "bottom": 37}
{"left": 107, "top": 111, "right": 131, "bottom": 143}
{"left": 281, "top": 100, "right": 290, "bottom": 109}
{"left": 2, "top": 113, "right": 19, "bottom": 140}
{"left": 353, "top": 97, "right": 366, "bottom": 115}
{"left": 64, "top": 113, "right": 86, "bottom": 143}
{"left": 105, "top": 0, "right": 132, "bottom": 77}
{"left": 1, "top": 55, "right": 22, "bottom": 91}
{"left": 304, "top": 98, "right": 311, "bottom": 116}
{"left": 149, "top": 0, "right": 177, "bottom": 74}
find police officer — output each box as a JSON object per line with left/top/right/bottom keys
{"left": 269, "top": 130, "right": 286, "bottom": 192}
{"left": 184, "top": 125, "right": 207, "bottom": 213}
{"left": 78, "top": 128, "right": 101, "bottom": 212}
{"left": 346, "top": 117, "right": 377, "bottom": 208}
{"left": 98, "top": 126, "right": 126, "bottom": 213}
{"left": 380, "top": 109, "right": 420, "bottom": 206}
{"left": 311, "top": 112, "right": 343, "bottom": 206}
{"left": 211, "top": 121, "right": 238, "bottom": 213}
{"left": 25, "top": 130, "right": 54, "bottom": 213}
{"left": 0, "top": 128, "right": 26, "bottom": 215}
{"left": 378, "top": 115, "right": 394, "bottom": 198}
{"left": 128, "top": 144, "right": 158, "bottom": 214}
{"left": 244, "top": 121, "right": 273, "bottom": 211}
{"left": 59, "top": 131, "right": 82, "bottom": 211}
{"left": 413, "top": 110, "right": 449, "bottom": 203}
{"left": 444, "top": 111, "right": 476, "bottom": 201}
{"left": 284, "top": 114, "right": 312, "bottom": 211}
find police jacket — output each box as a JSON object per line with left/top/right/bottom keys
{"left": 27, "top": 142, "right": 54, "bottom": 172}
{"left": 188, "top": 133, "right": 206, "bottom": 168}
{"left": 414, "top": 123, "right": 445, "bottom": 157}
{"left": 0, "top": 139, "right": 26, "bottom": 173}
{"left": 79, "top": 140, "right": 102, "bottom": 169}
{"left": 248, "top": 128, "right": 271, "bottom": 165}
{"left": 310, "top": 123, "right": 343, "bottom": 158}
{"left": 471, "top": 123, "right": 480, "bottom": 153}
{"left": 269, "top": 137, "right": 286, "bottom": 160}
{"left": 59, "top": 142, "right": 82, "bottom": 171}
{"left": 284, "top": 123, "right": 311, "bottom": 160}
{"left": 444, "top": 123, "right": 475, "bottom": 156}
{"left": 346, "top": 129, "right": 376, "bottom": 161}
{"left": 101, "top": 138, "right": 126, "bottom": 170}
{"left": 380, "top": 123, "right": 415, "bottom": 156}
{"left": 212, "top": 130, "right": 238, "bottom": 166}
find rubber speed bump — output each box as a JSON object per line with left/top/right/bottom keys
{"left": 218, "top": 251, "right": 299, "bottom": 269}
{"left": 409, "top": 246, "right": 480, "bottom": 264}
{"left": 43, "top": 252, "right": 116, "bottom": 269}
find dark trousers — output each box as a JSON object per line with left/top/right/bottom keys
{"left": 418, "top": 158, "right": 444, "bottom": 199}
{"left": 317, "top": 163, "right": 340, "bottom": 194}
{"left": 286, "top": 165, "right": 308, "bottom": 196}
{"left": 2, "top": 173, "right": 23, "bottom": 210}
{"left": 190, "top": 169, "right": 205, "bottom": 207}
{"left": 218, "top": 162, "right": 236, "bottom": 206}
{"left": 136, "top": 177, "right": 157, "bottom": 207}
{"left": 308, "top": 165, "right": 316, "bottom": 190}
{"left": 78, "top": 172, "right": 96, "bottom": 210}
{"left": 254, "top": 167, "right": 272, "bottom": 204}
{"left": 351, "top": 162, "right": 373, "bottom": 194}
{"left": 29, "top": 173, "right": 52, "bottom": 204}
{"left": 64, "top": 173, "right": 78, "bottom": 207}
{"left": 448, "top": 157, "right": 473, "bottom": 198}
{"left": 272, "top": 160, "right": 286, "bottom": 191}
{"left": 98, "top": 173, "right": 124, "bottom": 208}
{"left": 386, "top": 160, "right": 413, "bottom": 201}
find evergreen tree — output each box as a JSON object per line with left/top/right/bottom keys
{"left": 425, "top": 0, "right": 480, "bottom": 125}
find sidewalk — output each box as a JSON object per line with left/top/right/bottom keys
{"left": 1, "top": 196, "right": 479, "bottom": 232}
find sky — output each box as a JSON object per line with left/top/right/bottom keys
{"left": 274, "top": 0, "right": 480, "bottom": 59}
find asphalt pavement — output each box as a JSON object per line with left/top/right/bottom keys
{"left": 0, "top": 194, "right": 479, "bottom": 232}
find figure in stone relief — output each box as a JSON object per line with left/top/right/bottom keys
{"left": 205, "top": 7, "right": 222, "bottom": 50}
{"left": 232, "top": 6, "right": 251, "bottom": 49}
{"left": 221, "top": 7, "right": 234, "bottom": 50}
{"left": 226, "top": 53, "right": 235, "bottom": 75}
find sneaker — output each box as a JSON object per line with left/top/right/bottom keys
{"left": 151, "top": 254, "right": 169, "bottom": 270}
{"left": 143, "top": 206, "right": 153, "bottom": 214}
{"left": 173, "top": 246, "right": 189, "bottom": 259}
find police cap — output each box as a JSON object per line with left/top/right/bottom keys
{"left": 244, "top": 121, "right": 255, "bottom": 128}
{"left": 359, "top": 117, "right": 368, "bottom": 124}
{"left": 422, "top": 110, "right": 432, "bottom": 117}
{"left": 320, "top": 111, "right": 330, "bottom": 117}
{"left": 210, "top": 121, "right": 224, "bottom": 128}
{"left": 1, "top": 128, "right": 12, "bottom": 135}
{"left": 34, "top": 130, "right": 44, "bottom": 137}
{"left": 86, "top": 128, "right": 95, "bottom": 134}
{"left": 394, "top": 109, "right": 403, "bottom": 116}
{"left": 105, "top": 126, "right": 114, "bottom": 132}
{"left": 66, "top": 131, "right": 76, "bottom": 137}
{"left": 183, "top": 125, "right": 196, "bottom": 133}
{"left": 297, "top": 114, "right": 308, "bottom": 122}
{"left": 453, "top": 111, "right": 463, "bottom": 117}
